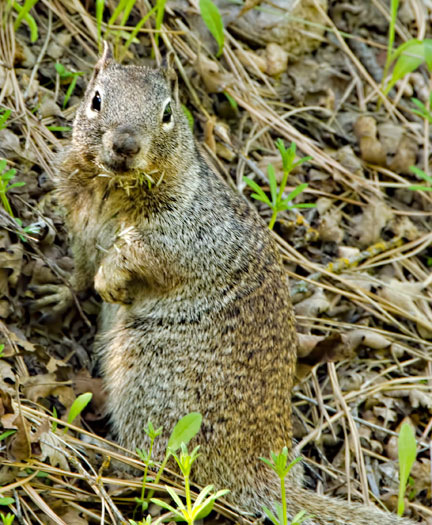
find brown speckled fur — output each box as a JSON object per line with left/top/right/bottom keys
{"left": 56, "top": 45, "right": 416, "bottom": 524}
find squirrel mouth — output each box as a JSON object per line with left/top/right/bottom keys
{"left": 100, "top": 154, "right": 134, "bottom": 174}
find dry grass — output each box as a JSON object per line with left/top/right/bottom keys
{"left": 0, "top": 0, "right": 431, "bottom": 524}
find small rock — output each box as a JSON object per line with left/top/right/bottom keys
{"left": 40, "top": 99, "right": 62, "bottom": 118}
{"left": 265, "top": 43, "right": 288, "bottom": 76}
{"left": 47, "top": 33, "right": 72, "bottom": 60}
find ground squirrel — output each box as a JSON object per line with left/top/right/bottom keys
{"left": 54, "top": 43, "right": 416, "bottom": 524}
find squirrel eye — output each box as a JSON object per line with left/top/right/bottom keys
{"left": 162, "top": 102, "right": 172, "bottom": 123}
{"left": 91, "top": 91, "right": 102, "bottom": 112}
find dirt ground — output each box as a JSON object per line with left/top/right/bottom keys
{"left": 0, "top": 0, "right": 431, "bottom": 524}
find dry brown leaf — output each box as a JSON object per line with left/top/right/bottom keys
{"left": 0, "top": 243, "right": 23, "bottom": 286}
{"left": 8, "top": 413, "right": 31, "bottom": 461}
{"left": 297, "top": 333, "right": 325, "bottom": 358}
{"left": 39, "top": 431, "right": 70, "bottom": 471}
{"left": 353, "top": 200, "right": 394, "bottom": 247}
{"left": 409, "top": 390, "right": 432, "bottom": 410}
{"left": 389, "top": 135, "right": 418, "bottom": 174}
{"left": 294, "top": 288, "right": 330, "bottom": 317}
{"left": 196, "top": 54, "right": 234, "bottom": 93}
{"left": 318, "top": 210, "right": 343, "bottom": 243}
{"left": 353, "top": 116, "right": 387, "bottom": 165}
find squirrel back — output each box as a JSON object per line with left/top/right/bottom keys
{"left": 56, "top": 44, "right": 417, "bottom": 525}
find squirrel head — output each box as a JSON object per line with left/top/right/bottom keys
{"left": 72, "top": 42, "right": 194, "bottom": 184}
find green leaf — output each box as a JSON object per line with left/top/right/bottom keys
{"left": 409, "top": 184, "right": 432, "bottom": 191}
{"left": 224, "top": 92, "right": 238, "bottom": 110}
{"left": 409, "top": 165, "right": 432, "bottom": 183}
{"left": 167, "top": 412, "right": 202, "bottom": 452}
{"left": 165, "top": 486, "right": 185, "bottom": 510}
{"left": 386, "top": 40, "right": 432, "bottom": 94}
{"left": 262, "top": 505, "right": 279, "bottom": 525}
{"left": 199, "top": 0, "right": 224, "bottom": 57}
{"left": 66, "top": 392, "right": 92, "bottom": 426}
{"left": 397, "top": 422, "right": 417, "bottom": 516}
{"left": 0, "top": 497, "right": 15, "bottom": 506}
{"left": 150, "top": 497, "right": 179, "bottom": 516}
{"left": 251, "top": 193, "right": 272, "bottom": 205}
{"left": 181, "top": 105, "right": 194, "bottom": 131}
{"left": 285, "top": 183, "right": 309, "bottom": 202}
{"left": 243, "top": 177, "right": 269, "bottom": 203}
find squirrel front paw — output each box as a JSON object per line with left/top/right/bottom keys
{"left": 29, "top": 283, "right": 74, "bottom": 322}
{"left": 94, "top": 263, "right": 132, "bottom": 305}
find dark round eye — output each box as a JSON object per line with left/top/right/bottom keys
{"left": 162, "top": 102, "right": 172, "bottom": 123}
{"left": 91, "top": 91, "right": 101, "bottom": 112}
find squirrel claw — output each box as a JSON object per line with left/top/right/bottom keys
{"left": 29, "top": 283, "right": 74, "bottom": 316}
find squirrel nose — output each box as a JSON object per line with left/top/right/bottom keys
{"left": 112, "top": 131, "right": 141, "bottom": 156}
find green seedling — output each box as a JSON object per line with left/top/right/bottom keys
{"left": 0, "top": 109, "right": 11, "bottom": 130}
{"left": 0, "top": 159, "right": 25, "bottom": 218}
{"left": 199, "top": 0, "right": 224, "bottom": 57}
{"left": 96, "top": 0, "right": 105, "bottom": 47}
{"left": 397, "top": 422, "right": 417, "bottom": 516}
{"left": 135, "top": 421, "right": 163, "bottom": 511}
{"left": 135, "top": 412, "right": 203, "bottom": 514}
{"left": 411, "top": 93, "right": 432, "bottom": 124}
{"left": 408, "top": 166, "right": 432, "bottom": 191}
{"left": 10, "top": 0, "right": 39, "bottom": 42}
{"left": 182, "top": 105, "right": 194, "bottom": 131}
{"left": 224, "top": 92, "right": 238, "bottom": 110}
{"left": 0, "top": 499, "right": 14, "bottom": 506}
{"left": 153, "top": 0, "right": 167, "bottom": 57}
{"left": 0, "top": 343, "right": 4, "bottom": 358}
{"left": 151, "top": 442, "right": 229, "bottom": 525}
{"left": 243, "top": 139, "right": 314, "bottom": 230}
{"left": 0, "top": 430, "right": 16, "bottom": 442}
{"left": 382, "top": 0, "right": 399, "bottom": 90}
{"left": 121, "top": 5, "right": 157, "bottom": 60}
{"left": 63, "top": 392, "right": 92, "bottom": 433}
{"left": 14, "top": 217, "right": 41, "bottom": 243}
{"left": 384, "top": 39, "right": 432, "bottom": 95}
{"left": 0, "top": 514, "right": 14, "bottom": 525}
{"left": 260, "top": 448, "right": 306, "bottom": 525}
{"left": 55, "top": 63, "right": 84, "bottom": 108}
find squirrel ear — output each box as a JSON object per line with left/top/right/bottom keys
{"left": 94, "top": 41, "right": 114, "bottom": 74}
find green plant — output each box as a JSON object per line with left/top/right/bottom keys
{"left": 199, "top": 0, "right": 224, "bottom": 57}
{"left": 0, "top": 159, "right": 25, "bottom": 218}
{"left": 0, "top": 514, "right": 14, "bottom": 525}
{"left": 260, "top": 449, "right": 310, "bottom": 525}
{"left": 243, "top": 139, "right": 314, "bottom": 230}
{"left": 9, "top": 0, "right": 39, "bottom": 42}
{"left": 0, "top": 109, "right": 11, "bottom": 130}
{"left": 153, "top": 0, "right": 167, "bottom": 57}
{"left": 0, "top": 430, "right": 16, "bottom": 442}
{"left": 384, "top": 39, "right": 432, "bottom": 95}
{"left": 382, "top": 0, "right": 399, "bottom": 89}
{"left": 63, "top": 392, "right": 92, "bottom": 433}
{"left": 55, "top": 63, "right": 84, "bottom": 108}
{"left": 96, "top": 0, "right": 105, "bottom": 48}
{"left": 411, "top": 92, "right": 432, "bottom": 123}
{"left": 151, "top": 443, "right": 229, "bottom": 525}
{"left": 135, "top": 421, "right": 163, "bottom": 511}
{"left": 408, "top": 166, "right": 432, "bottom": 191}
{"left": 397, "top": 422, "right": 417, "bottom": 516}
{"left": 135, "top": 412, "right": 203, "bottom": 513}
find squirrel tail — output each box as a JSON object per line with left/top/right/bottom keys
{"left": 285, "top": 486, "right": 417, "bottom": 525}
